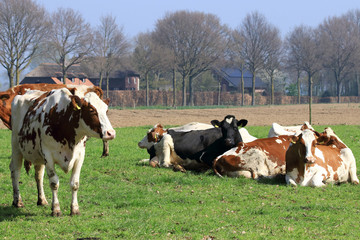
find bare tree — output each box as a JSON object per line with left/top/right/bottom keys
{"left": 133, "top": 32, "right": 166, "bottom": 106}
{"left": 318, "top": 15, "right": 359, "bottom": 103}
{"left": 0, "top": 0, "right": 48, "bottom": 87}
{"left": 284, "top": 36, "right": 304, "bottom": 104}
{"left": 44, "top": 8, "right": 93, "bottom": 82}
{"left": 93, "top": 15, "right": 130, "bottom": 97}
{"left": 263, "top": 26, "right": 282, "bottom": 105}
{"left": 154, "top": 10, "right": 227, "bottom": 106}
{"left": 236, "top": 12, "right": 276, "bottom": 105}
{"left": 286, "top": 25, "right": 322, "bottom": 123}
{"left": 345, "top": 9, "right": 360, "bottom": 97}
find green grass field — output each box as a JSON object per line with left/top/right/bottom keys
{"left": 1, "top": 125, "right": 360, "bottom": 239}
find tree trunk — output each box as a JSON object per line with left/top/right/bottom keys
{"left": 308, "top": 73, "right": 313, "bottom": 125}
{"left": 251, "top": 71, "right": 256, "bottom": 106}
{"left": 106, "top": 74, "right": 110, "bottom": 99}
{"left": 335, "top": 73, "right": 341, "bottom": 104}
{"left": 271, "top": 74, "right": 274, "bottom": 105}
{"left": 182, "top": 75, "right": 186, "bottom": 106}
{"left": 217, "top": 80, "right": 221, "bottom": 105}
{"left": 356, "top": 73, "right": 360, "bottom": 97}
{"left": 99, "top": 71, "right": 103, "bottom": 88}
{"left": 241, "top": 65, "right": 244, "bottom": 106}
{"left": 172, "top": 68, "right": 176, "bottom": 107}
{"left": 297, "top": 72, "right": 301, "bottom": 104}
{"left": 8, "top": 69, "right": 14, "bottom": 88}
{"left": 146, "top": 72, "right": 149, "bottom": 107}
{"left": 189, "top": 76, "right": 194, "bottom": 106}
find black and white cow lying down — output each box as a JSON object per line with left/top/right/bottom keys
{"left": 138, "top": 115, "right": 248, "bottom": 172}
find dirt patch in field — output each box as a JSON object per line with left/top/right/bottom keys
{"left": 106, "top": 103, "right": 359, "bottom": 128}
{"left": 1, "top": 103, "right": 359, "bottom": 130}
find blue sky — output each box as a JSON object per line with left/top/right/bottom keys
{"left": 36, "top": 0, "right": 360, "bottom": 38}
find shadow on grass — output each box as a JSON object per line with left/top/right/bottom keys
{"left": 257, "top": 174, "right": 287, "bottom": 185}
{"left": 0, "top": 205, "right": 35, "bottom": 222}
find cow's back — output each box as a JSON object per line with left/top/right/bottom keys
{"left": 168, "top": 128, "right": 222, "bottom": 159}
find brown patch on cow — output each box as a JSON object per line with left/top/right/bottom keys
{"left": 43, "top": 101, "right": 81, "bottom": 149}
{"left": 317, "top": 135, "right": 347, "bottom": 149}
{"left": 286, "top": 140, "right": 306, "bottom": 181}
{"left": 147, "top": 124, "right": 167, "bottom": 143}
{"left": 79, "top": 99, "right": 103, "bottom": 137}
{"left": 213, "top": 155, "right": 243, "bottom": 176}
{"left": 315, "top": 145, "right": 343, "bottom": 172}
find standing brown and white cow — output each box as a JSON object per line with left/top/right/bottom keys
{"left": 10, "top": 88, "right": 115, "bottom": 216}
{"left": 0, "top": 83, "right": 111, "bottom": 157}
{"left": 213, "top": 135, "right": 292, "bottom": 179}
{"left": 285, "top": 128, "right": 359, "bottom": 187}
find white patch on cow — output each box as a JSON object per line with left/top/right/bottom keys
{"left": 239, "top": 128, "right": 257, "bottom": 143}
{"left": 314, "top": 148, "right": 325, "bottom": 163}
{"left": 302, "top": 129, "right": 316, "bottom": 161}
{"left": 225, "top": 117, "right": 234, "bottom": 124}
{"left": 275, "top": 139, "right": 282, "bottom": 144}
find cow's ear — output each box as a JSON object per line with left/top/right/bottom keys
{"left": 211, "top": 120, "right": 221, "bottom": 128}
{"left": 237, "top": 119, "right": 248, "bottom": 127}
{"left": 314, "top": 131, "right": 321, "bottom": 138}
{"left": 71, "top": 96, "right": 82, "bottom": 111}
{"left": 103, "top": 98, "right": 110, "bottom": 105}
{"left": 290, "top": 135, "right": 299, "bottom": 144}
{"left": 317, "top": 134, "right": 329, "bottom": 145}
{"left": 68, "top": 88, "right": 77, "bottom": 95}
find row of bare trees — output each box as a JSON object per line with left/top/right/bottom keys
{"left": 1, "top": 0, "right": 360, "bottom": 108}
{"left": 0, "top": 0, "right": 130, "bottom": 94}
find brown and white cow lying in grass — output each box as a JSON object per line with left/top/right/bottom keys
{"left": 285, "top": 127, "right": 359, "bottom": 187}
{"left": 212, "top": 122, "right": 316, "bottom": 179}
{"left": 213, "top": 135, "right": 292, "bottom": 179}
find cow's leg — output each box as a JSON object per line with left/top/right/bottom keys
{"left": 46, "top": 165, "right": 61, "bottom": 216}
{"left": 157, "top": 135, "right": 173, "bottom": 167}
{"left": 348, "top": 155, "right": 359, "bottom": 184}
{"left": 310, "top": 172, "right": 326, "bottom": 187}
{"left": 101, "top": 140, "right": 109, "bottom": 157}
{"left": 34, "top": 164, "right": 48, "bottom": 206}
{"left": 69, "top": 157, "right": 84, "bottom": 216}
{"left": 9, "top": 150, "right": 24, "bottom": 208}
{"left": 285, "top": 174, "right": 297, "bottom": 186}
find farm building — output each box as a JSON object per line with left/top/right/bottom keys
{"left": 213, "top": 68, "right": 267, "bottom": 93}
{"left": 88, "top": 70, "right": 140, "bottom": 91}
{"left": 22, "top": 63, "right": 140, "bottom": 91}
{"left": 21, "top": 63, "right": 94, "bottom": 86}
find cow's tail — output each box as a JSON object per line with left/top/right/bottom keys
{"left": 213, "top": 158, "right": 223, "bottom": 178}
{"left": 24, "top": 160, "right": 32, "bottom": 175}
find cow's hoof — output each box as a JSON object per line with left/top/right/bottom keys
{"left": 51, "top": 210, "right": 62, "bottom": 217}
{"left": 12, "top": 200, "right": 24, "bottom": 208}
{"left": 37, "top": 198, "right": 48, "bottom": 206}
{"left": 71, "top": 205, "right": 80, "bottom": 216}
{"left": 70, "top": 210, "right": 81, "bottom": 216}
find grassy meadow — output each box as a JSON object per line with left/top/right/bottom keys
{"left": 1, "top": 125, "right": 360, "bottom": 239}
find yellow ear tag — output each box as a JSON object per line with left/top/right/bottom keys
{"left": 215, "top": 125, "right": 219, "bottom": 128}
{"left": 75, "top": 104, "right": 81, "bottom": 110}
{"left": 291, "top": 140, "right": 296, "bottom": 144}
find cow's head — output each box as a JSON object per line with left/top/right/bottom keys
{"left": 138, "top": 124, "right": 167, "bottom": 149}
{"left": 290, "top": 129, "right": 320, "bottom": 164}
{"left": 73, "top": 92, "right": 115, "bottom": 141}
{"left": 211, "top": 115, "right": 248, "bottom": 147}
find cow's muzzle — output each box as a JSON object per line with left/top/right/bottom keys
{"left": 103, "top": 129, "right": 116, "bottom": 140}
